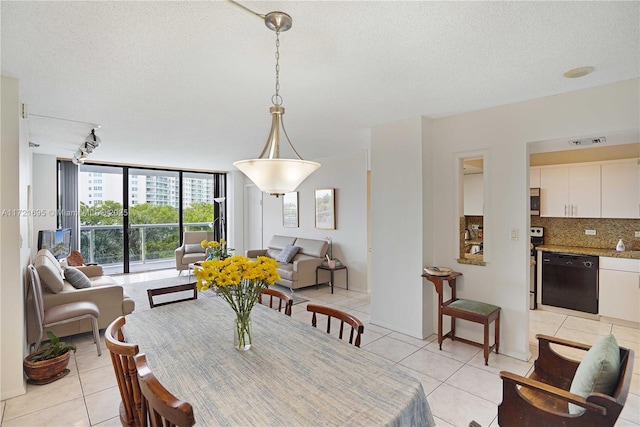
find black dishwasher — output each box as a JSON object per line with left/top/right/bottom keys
{"left": 541, "top": 252, "right": 599, "bottom": 314}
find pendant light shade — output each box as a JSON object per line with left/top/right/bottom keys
{"left": 232, "top": 10, "right": 320, "bottom": 196}
{"left": 234, "top": 158, "right": 320, "bottom": 195}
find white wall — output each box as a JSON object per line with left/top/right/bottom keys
{"left": 1, "top": 76, "right": 31, "bottom": 399}
{"left": 370, "top": 117, "right": 434, "bottom": 338}
{"left": 257, "top": 150, "right": 369, "bottom": 293}
{"left": 428, "top": 78, "right": 640, "bottom": 360}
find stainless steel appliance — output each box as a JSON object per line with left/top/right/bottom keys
{"left": 541, "top": 252, "right": 599, "bottom": 314}
{"left": 530, "top": 227, "right": 544, "bottom": 309}
{"left": 530, "top": 188, "right": 540, "bottom": 216}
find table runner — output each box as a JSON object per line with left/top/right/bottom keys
{"left": 124, "top": 297, "right": 434, "bottom": 426}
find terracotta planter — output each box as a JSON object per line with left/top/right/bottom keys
{"left": 23, "top": 349, "right": 71, "bottom": 382}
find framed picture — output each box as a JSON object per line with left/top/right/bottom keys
{"left": 315, "top": 188, "right": 335, "bottom": 230}
{"left": 282, "top": 192, "right": 299, "bottom": 228}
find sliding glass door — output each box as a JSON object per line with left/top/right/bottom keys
{"left": 68, "top": 162, "right": 225, "bottom": 274}
{"left": 128, "top": 168, "right": 180, "bottom": 273}
{"left": 78, "top": 165, "right": 125, "bottom": 274}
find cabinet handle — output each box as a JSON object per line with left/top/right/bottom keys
{"left": 572, "top": 205, "right": 576, "bottom": 216}
{"left": 564, "top": 204, "right": 569, "bottom": 216}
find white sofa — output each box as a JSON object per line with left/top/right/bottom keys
{"left": 246, "top": 235, "right": 329, "bottom": 290}
{"left": 26, "top": 249, "right": 135, "bottom": 344}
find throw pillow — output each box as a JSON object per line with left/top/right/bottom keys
{"left": 275, "top": 245, "right": 300, "bottom": 263}
{"left": 64, "top": 267, "right": 92, "bottom": 289}
{"left": 568, "top": 334, "right": 621, "bottom": 414}
{"left": 184, "top": 244, "right": 205, "bottom": 254}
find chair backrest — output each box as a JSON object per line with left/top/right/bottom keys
{"left": 28, "top": 265, "right": 45, "bottom": 330}
{"left": 147, "top": 283, "right": 197, "bottom": 309}
{"left": 307, "top": 304, "right": 364, "bottom": 347}
{"left": 182, "top": 231, "right": 212, "bottom": 246}
{"left": 134, "top": 353, "right": 196, "bottom": 427}
{"left": 259, "top": 288, "right": 293, "bottom": 316}
{"left": 105, "top": 316, "right": 142, "bottom": 427}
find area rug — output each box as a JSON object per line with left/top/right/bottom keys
{"left": 122, "top": 276, "right": 307, "bottom": 312}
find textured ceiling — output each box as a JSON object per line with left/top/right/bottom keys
{"left": 2, "top": 1, "right": 638, "bottom": 171}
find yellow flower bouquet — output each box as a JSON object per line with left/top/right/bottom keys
{"left": 194, "top": 255, "right": 281, "bottom": 350}
{"left": 201, "top": 239, "right": 234, "bottom": 260}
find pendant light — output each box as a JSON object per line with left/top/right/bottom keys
{"left": 233, "top": 11, "right": 320, "bottom": 196}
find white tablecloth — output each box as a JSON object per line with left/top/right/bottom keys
{"left": 124, "top": 297, "right": 434, "bottom": 426}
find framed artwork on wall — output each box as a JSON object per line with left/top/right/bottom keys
{"left": 315, "top": 188, "right": 335, "bottom": 230}
{"left": 282, "top": 192, "right": 299, "bottom": 228}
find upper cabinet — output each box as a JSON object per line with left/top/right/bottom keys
{"left": 530, "top": 167, "right": 540, "bottom": 188}
{"left": 536, "top": 158, "right": 639, "bottom": 219}
{"left": 464, "top": 173, "right": 484, "bottom": 216}
{"left": 540, "top": 164, "right": 601, "bottom": 218}
{"left": 601, "top": 159, "right": 640, "bottom": 219}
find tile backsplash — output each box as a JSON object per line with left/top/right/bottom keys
{"left": 531, "top": 217, "right": 640, "bottom": 251}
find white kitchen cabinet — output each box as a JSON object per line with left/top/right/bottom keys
{"left": 599, "top": 257, "right": 640, "bottom": 323}
{"left": 540, "top": 164, "right": 601, "bottom": 218}
{"left": 530, "top": 167, "right": 540, "bottom": 188}
{"left": 601, "top": 159, "right": 640, "bottom": 219}
{"left": 464, "top": 173, "right": 483, "bottom": 216}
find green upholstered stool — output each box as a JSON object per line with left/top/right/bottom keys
{"left": 422, "top": 272, "right": 501, "bottom": 366}
{"left": 442, "top": 298, "right": 501, "bottom": 365}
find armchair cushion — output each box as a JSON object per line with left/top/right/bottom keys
{"left": 184, "top": 243, "right": 205, "bottom": 254}
{"left": 568, "top": 334, "right": 621, "bottom": 414}
{"left": 275, "top": 245, "right": 300, "bottom": 263}
{"left": 64, "top": 266, "right": 92, "bottom": 289}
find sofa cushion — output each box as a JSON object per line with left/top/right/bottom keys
{"left": 294, "top": 238, "right": 329, "bottom": 258}
{"left": 276, "top": 263, "right": 296, "bottom": 281}
{"left": 276, "top": 245, "right": 300, "bottom": 263}
{"left": 184, "top": 243, "right": 205, "bottom": 254}
{"left": 34, "top": 250, "right": 65, "bottom": 293}
{"left": 64, "top": 267, "right": 92, "bottom": 289}
{"left": 569, "top": 334, "right": 621, "bottom": 414}
{"left": 266, "top": 248, "right": 281, "bottom": 259}
{"left": 267, "top": 235, "right": 297, "bottom": 250}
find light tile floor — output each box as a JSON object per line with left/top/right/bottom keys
{"left": 2, "top": 270, "right": 639, "bottom": 426}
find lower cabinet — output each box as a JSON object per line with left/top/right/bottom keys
{"left": 599, "top": 257, "right": 640, "bottom": 323}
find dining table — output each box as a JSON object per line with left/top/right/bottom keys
{"left": 123, "top": 295, "right": 435, "bottom": 426}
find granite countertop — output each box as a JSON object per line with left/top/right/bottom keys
{"left": 536, "top": 245, "right": 640, "bottom": 260}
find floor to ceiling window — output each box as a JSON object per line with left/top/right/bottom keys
{"left": 62, "top": 162, "right": 226, "bottom": 274}
{"left": 77, "top": 165, "right": 126, "bottom": 274}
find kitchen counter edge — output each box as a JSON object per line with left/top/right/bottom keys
{"left": 536, "top": 245, "right": 640, "bottom": 260}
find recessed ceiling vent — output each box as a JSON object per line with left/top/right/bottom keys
{"left": 568, "top": 137, "right": 606, "bottom": 146}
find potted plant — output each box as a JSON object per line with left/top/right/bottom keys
{"left": 23, "top": 331, "right": 76, "bottom": 384}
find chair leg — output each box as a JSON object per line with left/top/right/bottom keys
{"left": 495, "top": 315, "right": 500, "bottom": 354}
{"left": 484, "top": 321, "right": 489, "bottom": 366}
{"left": 34, "top": 329, "right": 44, "bottom": 353}
{"left": 91, "top": 316, "right": 102, "bottom": 356}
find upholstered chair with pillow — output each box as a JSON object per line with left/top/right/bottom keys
{"left": 26, "top": 249, "right": 135, "bottom": 345}
{"left": 174, "top": 231, "right": 213, "bottom": 272}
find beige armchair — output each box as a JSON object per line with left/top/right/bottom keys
{"left": 175, "top": 231, "right": 213, "bottom": 272}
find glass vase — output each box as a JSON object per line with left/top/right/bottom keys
{"left": 234, "top": 312, "right": 252, "bottom": 351}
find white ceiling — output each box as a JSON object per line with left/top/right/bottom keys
{"left": 2, "top": 1, "right": 639, "bottom": 171}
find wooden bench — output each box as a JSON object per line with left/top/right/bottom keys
{"left": 422, "top": 272, "right": 500, "bottom": 365}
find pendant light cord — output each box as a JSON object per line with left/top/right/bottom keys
{"left": 273, "top": 28, "right": 283, "bottom": 106}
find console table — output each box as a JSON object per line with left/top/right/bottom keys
{"left": 316, "top": 264, "right": 348, "bottom": 294}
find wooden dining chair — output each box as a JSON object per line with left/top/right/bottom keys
{"left": 105, "top": 316, "right": 141, "bottom": 427}
{"left": 134, "top": 353, "right": 196, "bottom": 427}
{"left": 307, "top": 304, "right": 364, "bottom": 347}
{"left": 259, "top": 288, "right": 293, "bottom": 316}
{"left": 147, "top": 283, "right": 197, "bottom": 308}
